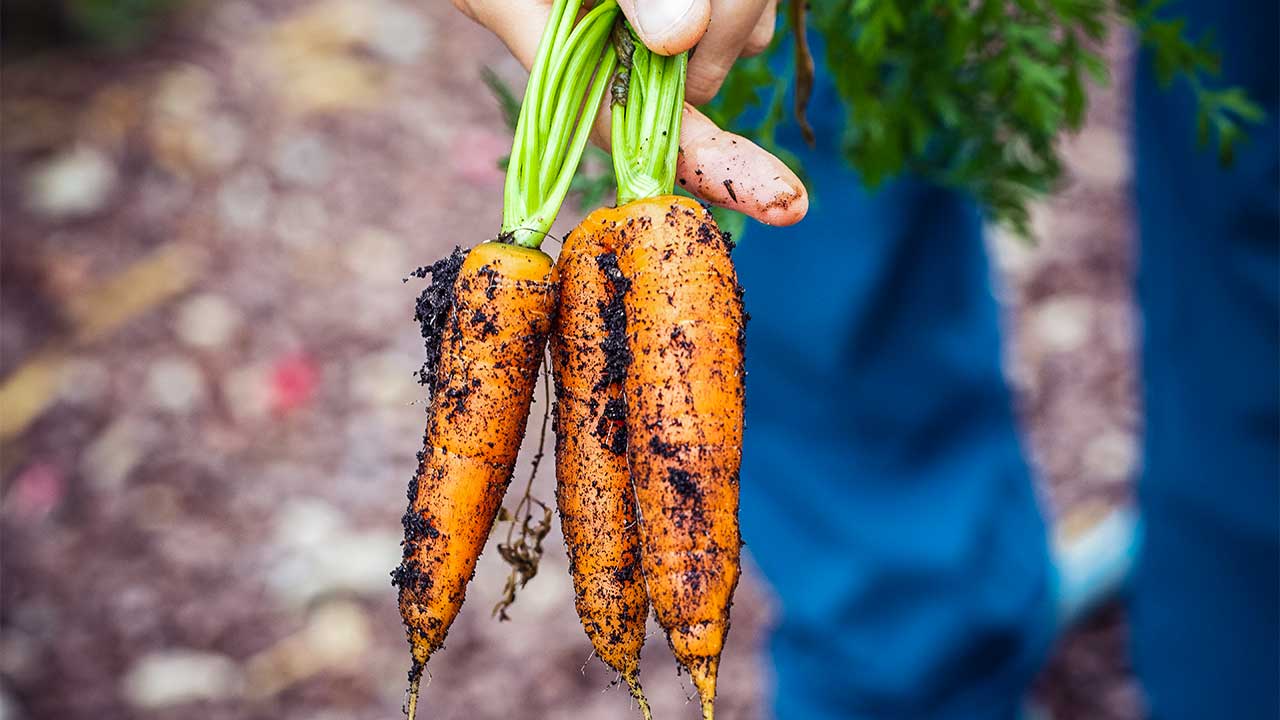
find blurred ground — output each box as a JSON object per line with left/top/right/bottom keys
{"left": 1, "top": 2, "right": 1138, "bottom": 718}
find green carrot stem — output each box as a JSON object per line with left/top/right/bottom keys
{"left": 502, "top": 0, "right": 620, "bottom": 248}
{"left": 611, "top": 22, "right": 687, "bottom": 204}
{"left": 538, "top": 3, "right": 619, "bottom": 190}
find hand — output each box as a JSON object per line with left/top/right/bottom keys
{"left": 452, "top": 0, "right": 807, "bottom": 226}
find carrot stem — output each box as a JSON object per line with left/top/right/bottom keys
{"left": 610, "top": 22, "right": 686, "bottom": 204}
{"left": 502, "top": 0, "right": 620, "bottom": 248}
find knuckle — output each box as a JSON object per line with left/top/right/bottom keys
{"left": 450, "top": 0, "right": 477, "bottom": 20}
{"left": 742, "top": 26, "right": 774, "bottom": 57}
{"left": 685, "top": 59, "right": 730, "bottom": 105}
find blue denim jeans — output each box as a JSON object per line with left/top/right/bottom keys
{"left": 733, "top": 1, "right": 1278, "bottom": 717}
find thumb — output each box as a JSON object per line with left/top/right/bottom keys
{"left": 616, "top": 0, "right": 711, "bottom": 56}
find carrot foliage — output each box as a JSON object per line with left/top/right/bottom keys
{"left": 706, "top": 0, "right": 1266, "bottom": 236}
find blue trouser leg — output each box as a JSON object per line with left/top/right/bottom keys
{"left": 734, "top": 65, "right": 1054, "bottom": 719}
{"left": 1131, "top": 1, "right": 1280, "bottom": 717}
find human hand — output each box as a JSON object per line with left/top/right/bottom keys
{"left": 452, "top": 0, "right": 807, "bottom": 226}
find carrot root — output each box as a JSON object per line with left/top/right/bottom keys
{"left": 614, "top": 195, "right": 744, "bottom": 717}
{"left": 396, "top": 241, "right": 557, "bottom": 679}
{"left": 552, "top": 210, "right": 653, "bottom": 716}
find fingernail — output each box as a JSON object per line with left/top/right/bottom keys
{"left": 635, "top": 0, "right": 699, "bottom": 46}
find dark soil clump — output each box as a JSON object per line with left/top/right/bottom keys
{"left": 666, "top": 467, "right": 700, "bottom": 501}
{"left": 412, "top": 246, "right": 467, "bottom": 395}
{"left": 648, "top": 436, "right": 680, "bottom": 458}
{"left": 595, "top": 252, "right": 632, "bottom": 390}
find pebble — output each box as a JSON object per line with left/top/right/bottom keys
{"left": 1082, "top": 429, "right": 1138, "bottom": 481}
{"left": 342, "top": 227, "right": 406, "bottom": 283}
{"left": 57, "top": 358, "right": 111, "bottom": 406}
{"left": 148, "top": 65, "right": 244, "bottom": 176}
{"left": 217, "top": 169, "right": 274, "bottom": 233}
{"left": 273, "top": 193, "right": 330, "bottom": 247}
{"left": 302, "top": 600, "right": 371, "bottom": 664}
{"left": 273, "top": 498, "right": 345, "bottom": 549}
{"left": 145, "top": 356, "right": 207, "bottom": 414}
{"left": 1030, "top": 295, "right": 1094, "bottom": 354}
{"left": 24, "top": 145, "right": 117, "bottom": 220}
{"left": 202, "top": 113, "right": 248, "bottom": 171}
{"left": 368, "top": 1, "right": 431, "bottom": 64}
{"left": 152, "top": 64, "right": 218, "bottom": 119}
{"left": 175, "top": 293, "right": 243, "bottom": 349}
{"left": 271, "top": 132, "right": 333, "bottom": 187}
{"left": 266, "top": 526, "right": 402, "bottom": 605}
{"left": 348, "top": 350, "right": 418, "bottom": 408}
{"left": 81, "top": 418, "right": 158, "bottom": 493}
{"left": 121, "top": 650, "right": 243, "bottom": 709}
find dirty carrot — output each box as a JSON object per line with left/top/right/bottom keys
{"left": 391, "top": 0, "right": 618, "bottom": 717}
{"left": 610, "top": 26, "right": 745, "bottom": 720}
{"left": 551, "top": 211, "right": 651, "bottom": 718}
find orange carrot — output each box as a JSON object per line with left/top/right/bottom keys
{"left": 394, "top": 242, "right": 555, "bottom": 714}
{"left": 391, "top": 0, "right": 620, "bottom": 713}
{"left": 551, "top": 210, "right": 651, "bottom": 717}
{"left": 617, "top": 195, "right": 744, "bottom": 720}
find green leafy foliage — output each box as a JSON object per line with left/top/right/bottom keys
{"left": 569, "top": 147, "right": 617, "bottom": 210}
{"left": 709, "top": 0, "right": 1265, "bottom": 236}
{"left": 65, "top": 0, "right": 181, "bottom": 48}
{"left": 482, "top": 67, "right": 523, "bottom": 132}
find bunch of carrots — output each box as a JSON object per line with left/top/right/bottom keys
{"left": 392, "top": 2, "right": 747, "bottom": 718}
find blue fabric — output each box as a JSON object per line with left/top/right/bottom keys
{"left": 734, "top": 55, "right": 1055, "bottom": 719}
{"left": 735, "top": 1, "right": 1278, "bottom": 716}
{"left": 1131, "top": 1, "right": 1280, "bottom": 718}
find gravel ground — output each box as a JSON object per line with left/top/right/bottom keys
{"left": 2, "top": 2, "right": 1138, "bottom": 718}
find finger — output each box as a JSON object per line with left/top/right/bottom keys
{"left": 451, "top": 0, "right": 478, "bottom": 22}
{"left": 676, "top": 105, "right": 807, "bottom": 225}
{"left": 683, "top": 0, "right": 772, "bottom": 105}
{"left": 741, "top": 0, "right": 776, "bottom": 57}
{"left": 617, "top": 0, "right": 712, "bottom": 55}
{"left": 469, "top": 0, "right": 552, "bottom": 69}
{"left": 593, "top": 104, "right": 805, "bottom": 225}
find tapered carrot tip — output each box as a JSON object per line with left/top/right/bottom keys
{"left": 405, "top": 671, "right": 422, "bottom": 720}
{"left": 624, "top": 673, "right": 653, "bottom": 720}
{"left": 689, "top": 657, "right": 718, "bottom": 720}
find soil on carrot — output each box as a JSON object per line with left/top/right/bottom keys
{"left": 595, "top": 252, "right": 631, "bottom": 389}
{"left": 411, "top": 246, "right": 467, "bottom": 395}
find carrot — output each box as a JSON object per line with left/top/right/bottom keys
{"left": 618, "top": 196, "right": 744, "bottom": 720}
{"left": 551, "top": 212, "right": 651, "bottom": 718}
{"left": 607, "top": 31, "right": 745, "bottom": 720}
{"left": 392, "top": 0, "right": 621, "bottom": 716}
{"left": 394, "top": 240, "right": 555, "bottom": 686}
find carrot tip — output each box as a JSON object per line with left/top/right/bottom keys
{"left": 405, "top": 670, "right": 422, "bottom": 720}
{"left": 624, "top": 673, "right": 653, "bottom": 720}
{"left": 700, "top": 694, "right": 714, "bottom": 720}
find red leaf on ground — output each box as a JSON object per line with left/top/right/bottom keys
{"left": 270, "top": 353, "right": 320, "bottom": 415}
